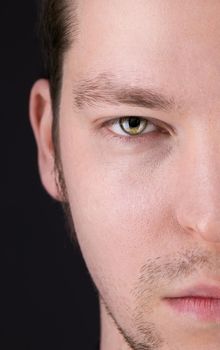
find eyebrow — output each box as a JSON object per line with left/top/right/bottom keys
{"left": 72, "top": 73, "right": 175, "bottom": 111}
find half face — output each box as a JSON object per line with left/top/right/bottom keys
{"left": 48, "top": 1, "right": 220, "bottom": 349}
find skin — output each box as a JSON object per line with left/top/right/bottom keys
{"left": 30, "top": 1, "right": 220, "bottom": 349}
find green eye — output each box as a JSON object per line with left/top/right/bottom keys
{"left": 119, "top": 117, "right": 151, "bottom": 135}
{"left": 105, "top": 115, "right": 171, "bottom": 140}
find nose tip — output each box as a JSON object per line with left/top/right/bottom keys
{"left": 195, "top": 216, "right": 220, "bottom": 243}
{"left": 173, "top": 128, "right": 220, "bottom": 245}
{"left": 178, "top": 210, "right": 220, "bottom": 244}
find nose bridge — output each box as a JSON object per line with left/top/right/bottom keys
{"left": 176, "top": 126, "right": 220, "bottom": 243}
{"left": 188, "top": 133, "right": 220, "bottom": 205}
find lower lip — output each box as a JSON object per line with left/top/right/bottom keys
{"left": 165, "top": 297, "right": 220, "bottom": 322}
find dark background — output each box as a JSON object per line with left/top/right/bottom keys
{"left": 2, "top": 2, "right": 100, "bottom": 349}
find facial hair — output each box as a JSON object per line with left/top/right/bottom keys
{"left": 55, "top": 158, "right": 220, "bottom": 350}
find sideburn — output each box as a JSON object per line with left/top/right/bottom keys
{"left": 52, "top": 107, "right": 79, "bottom": 247}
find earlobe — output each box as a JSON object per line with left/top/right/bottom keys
{"left": 29, "top": 79, "right": 61, "bottom": 201}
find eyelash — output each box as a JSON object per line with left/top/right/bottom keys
{"left": 101, "top": 116, "right": 170, "bottom": 142}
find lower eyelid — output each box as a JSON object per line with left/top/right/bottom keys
{"left": 101, "top": 126, "right": 166, "bottom": 146}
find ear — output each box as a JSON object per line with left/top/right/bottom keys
{"left": 29, "top": 79, "right": 61, "bottom": 201}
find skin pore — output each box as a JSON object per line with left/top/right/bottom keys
{"left": 30, "top": 1, "right": 220, "bottom": 349}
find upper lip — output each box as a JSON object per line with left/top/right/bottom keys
{"left": 166, "top": 284, "right": 220, "bottom": 299}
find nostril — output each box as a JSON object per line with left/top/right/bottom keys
{"left": 185, "top": 226, "right": 195, "bottom": 234}
{"left": 176, "top": 209, "right": 220, "bottom": 243}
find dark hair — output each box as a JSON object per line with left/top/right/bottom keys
{"left": 38, "top": 0, "right": 78, "bottom": 151}
{"left": 38, "top": 1, "right": 80, "bottom": 245}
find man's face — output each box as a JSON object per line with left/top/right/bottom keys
{"left": 43, "top": 0, "right": 220, "bottom": 349}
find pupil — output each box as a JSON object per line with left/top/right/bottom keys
{"left": 128, "top": 117, "right": 141, "bottom": 128}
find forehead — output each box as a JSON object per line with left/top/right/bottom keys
{"left": 65, "top": 0, "right": 220, "bottom": 111}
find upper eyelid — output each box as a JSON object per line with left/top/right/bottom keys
{"left": 105, "top": 115, "right": 149, "bottom": 124}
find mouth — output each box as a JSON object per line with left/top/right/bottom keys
{"left": 164, "top": 284, "right": 220, "bottom": 322}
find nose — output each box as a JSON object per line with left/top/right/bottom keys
{"left": 175, "top": 132, "right": 220, "bottom": 244}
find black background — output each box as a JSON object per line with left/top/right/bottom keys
{"left": 2, "top": 2, "right": 100, "bottom": 349}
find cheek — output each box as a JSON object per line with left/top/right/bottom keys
{"left": 59, "top": 114, "right": 173, "bottom": 300}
